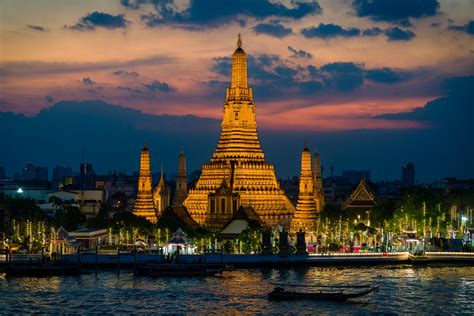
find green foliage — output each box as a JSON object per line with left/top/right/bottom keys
{"left": 54, "top": 205, "right": 86, "bottom": 231}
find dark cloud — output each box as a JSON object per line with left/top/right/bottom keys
{"left": 209, "top": 53, "right": 411, "bottom": 97}
{"left": 352, "top": 0, "right": 439, "bottom": 22}
{"left": 366, "top": 68, "right": 409, "bottom": 84}
{"left": 397, "top": 19, "right": 412, "bottom": 28}
{"left": 301, "top": 23, "right": 361, "bottom": 39}
{"left": 318, "top": 62, "right": 365, "bottom": 92}
{"left": 385, "top": 27, "right": 416, "bottom": 41}
{"left": 81, "top": 77, "right": 96, "bottom": 85}
{"left": 362, "top": 27, "right": 383, "bottom": 36}
{"left": 27, "top": 25, "right": 46, "bottom": 32}
{"left": 134, "top": 0, "right": 321, "bottom": 29}
{"left": 143, "top": 80, "right": 176, "bottom": 93}
{"left": 45, "top": 96, "right": 54, "bottom": 103}
{"left": 68, "top": 11, "right": 129, "bottom": 31}
{"left": 375, "top": 76, "right": 473, "bottom": 129}
{"left": 253, "top": 21, "right": 293, "bottom": 37}
{"left": 113, "top": 70, "right": 140, "bottom": 77}
{"left": 448, "top": 20, "right": 474, "bottom": 36}
{"left": 288, "top": 46, "right": 312, "bottom": 59}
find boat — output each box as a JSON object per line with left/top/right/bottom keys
{"left": 135, "top": 262, "right": 229, "bottom": 277}
{"left": 5, "top": 263, "right": 82, "bottom": 277}
{"left": 268, "top": 285, "right": 379, "bottom": 301}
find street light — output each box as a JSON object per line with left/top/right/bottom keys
{"left": 17, "top": 187, "right": 23, "bottom": 194}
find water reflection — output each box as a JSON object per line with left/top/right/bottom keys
{"left": 0, "top": 266, "right": 473, "bottom": 314}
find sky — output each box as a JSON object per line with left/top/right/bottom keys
{"left": 0, "top": 0, "right": 473, "bottom": 181}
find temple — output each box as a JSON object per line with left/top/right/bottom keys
{"left": 184, "top": 35, "right": 295, "bottom": 231}
{"left": 342, "top": 178, "right": 377, "bottom": 214}
{"left": 292, "top": 145, "right": 318, "bottom": 232}
{"left": 312, "top": 150, "right": 324, "bottom": 211}
{"left": 172, "top": 150, "right": 188, "bottom": 206}
{"left": 133, "top": 144, "right": 157, "bottom": 223}
{"left": 153, "top": 164, "right": 170, "bottom": 217}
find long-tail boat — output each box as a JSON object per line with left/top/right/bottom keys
{"left": 268, "top": 284, "right": 379, "bottom": 301}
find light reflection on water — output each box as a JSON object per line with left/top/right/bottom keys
{"left": 0, "top": 266, "right": 473, "bottom": 314}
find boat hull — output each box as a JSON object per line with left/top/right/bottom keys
{"left": 268, "top": 287, "right": 379, "bottom": 301}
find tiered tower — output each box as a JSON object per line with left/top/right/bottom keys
{"left": 133, "top": 144, "right": 157, "bottom": 223}
{"left": 172, "top": 150, "right": 188, "bottom": 206}
{"left": 184, "top": 35, "right": 295, "bottom": 231}
{"left": 292, "top": 145, "right": 318, "bottom": 231}
{"left": 153, "top": 164, "right": 170, "bottom": 217}
{"left": 312, "top": 150, "right": 324, "bottom": 211}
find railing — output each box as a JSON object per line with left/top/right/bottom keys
{"left": 308, "top": 252, "right": 408, "bottom": 257}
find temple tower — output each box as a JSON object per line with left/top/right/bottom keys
{"left": 184, "top": 35, "right": 295, "bottom": 231}
{"left": 133, "top": 144, "right": 157, "bottom": 223}
{"left": 173, "top": 150, "right": 188, "bottom": 206}
{"left": 292, "top": 145, "right": 318, "bottom": 232}
{"left": 312, "top": 150, "right": 324, "bottom": 211}
{"left": 153, "top": 164, "right": 170, "bottom": 217}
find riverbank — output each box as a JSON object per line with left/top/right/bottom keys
{"left": 1, "top": 252, "right": 473, "bottom": 268}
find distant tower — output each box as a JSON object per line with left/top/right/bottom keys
{"left": 153, "top": 164, "right": 170, "bottom": 217}
{"left": 292, "top": 145, "right": 318, "bottom": 232}
{"left": 133, "top": 144, "right": 157, "bottom": 223}
{"left": 173, "top": 150, "right": 188, "bottom": 206}
{"left": 312, "top": 149, "right": 324, "bottom": 211}
{"left": 401, "top": 162, "right": 415, "bottom": 188}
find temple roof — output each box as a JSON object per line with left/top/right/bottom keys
{"left": 342, "top": 178, "right": 376, "bottom": 210}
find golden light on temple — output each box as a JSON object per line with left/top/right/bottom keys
{"left": 292, "top": 145, "right": 320, "bottom": 232}
{"left": 184, "top": 35, "right": 296, "bottom": 231}
{"left": 133, "top": 143, "right": 158, "bottom": 223}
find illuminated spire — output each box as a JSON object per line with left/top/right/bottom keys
{"left": 159, "top": 163, "right": 165, "bottom": 185}
{"left": 133, "top": 143, "right": 157, "bottom": 223}
{"left": 231, "top": 34, "right": 247, "bottom": 89}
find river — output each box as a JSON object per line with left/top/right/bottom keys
{"left": 0, "top": 266, "right": 473, "bottom": 314}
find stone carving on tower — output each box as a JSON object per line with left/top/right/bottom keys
{"left": 292, "top": 145, "right": 318, "bottom": 232}
{"left": 133, "top": 143, "right": 157, "bottom": 223}
{"left": 312, "top": 149, "right": 324, "bottom": 211}
{"left": 184, "top": 35, "right": 296, "bottom": 231}
{"left": 172, "top": 150, "right": 188, "bottom": 207}
{"left": 153, "top": 164, "right": 170, "bottom": 217}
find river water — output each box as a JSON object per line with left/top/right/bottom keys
{"left": 0, "top": 266, "right": 473, "bottom": 314}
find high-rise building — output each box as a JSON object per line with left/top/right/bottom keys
{"left": 154, "top": 165, "right": 170, "bottom": 217}
{"left": 172, "top": 150, "right": 188, "bottom": 206}
{"left": 292, "top": 145, "right": 318, "bottom": 232}
{"left": 133, "top": 144, "right": 157, "bottom": 223}
{"left": 401, "top": 162, "right": 415, "bottom": 187}
{"left": 184, "top": 35, "right": 295, "bottom": 231}
{"left": 312, "top": 150, "right": 324, "bottom": 211}
{"left": 22, "top": 163, "right": 48, "bottom": 181}
{"left": 0, "top": 167, "right": 5, "bottom": 179}
{"left": 78, "top": 162, "right": 95, "bottom": 189}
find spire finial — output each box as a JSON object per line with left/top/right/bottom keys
{"left": 237, "top": 33, "right": 242, "bottom": 48}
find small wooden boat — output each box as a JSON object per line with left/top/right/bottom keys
{"left": 5, "top": 263, "right": 82, "bottom": 277}
{"left": 268, "top": 285, "right": 379, "bottom": 301}
{"left": 135, "top": 262, "right": 229, "bottom": 277}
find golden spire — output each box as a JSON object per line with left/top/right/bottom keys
{"left": 159, "top": 163, "right": 165, "bottom": 185}
{"left": 231, "top": 34, "right": 247, "bottom": 89}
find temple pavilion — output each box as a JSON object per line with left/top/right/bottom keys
{"left": 184, "top": 35, "right": 296, "bottom": 231}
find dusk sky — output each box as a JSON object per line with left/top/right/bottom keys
{"left": 1, "top": 0, "right": 473, "bottom": 181}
